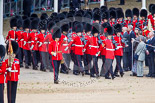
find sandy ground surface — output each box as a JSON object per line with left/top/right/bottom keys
{"left": 2, "top": 0, "right": 155, "bottom": 103}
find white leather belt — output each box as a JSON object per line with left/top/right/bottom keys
{"left": 75, "top": 45, "right": 84, "bottom": 47}
{"left": 20, "top": 39, "right": 24, "bottom": 41}
{"left": 117, "top": 46, "right": 123, "bottom": 49}
{"left": 106, "top": 48, "right": 115, "bottom": 51}
{"left": 10, "top": 38, "right": 15, "bottom": 40}
{"left": 63, "top": 44, "right": 69, "bottom": 46}
{"left": 44, "top": 42, "right": 48, "bottom": 44}
{"left": 11, "top": 70, "right": 18, "bottom": 72}
{"left": 89, "top": 45, "right": 99, "bottom": 48}
{"left": 28, "top": 41, "right": 31, "bottom": 43}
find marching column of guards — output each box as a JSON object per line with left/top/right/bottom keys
{"left": 0, "top": 5, "right": 155, "bottom": 98}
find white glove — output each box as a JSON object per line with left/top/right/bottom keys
{"left": 65, "top": 47, "right": 69, "bottom": 51}
{"left": 82, "top": 49, "right": 86, "bottom": 52}
{"left": 95, "top": 52, "right": 100, "bottom": 57}
{"left": 53, "top": 53, "right": 56, "bottom": 56}
{"left": 30, "top": 45, "right": 34, "bottom": 50}
{"left": 39, "top": 42, "right": 42, "bottom": 47}
{"left": 64, "top": 37, "right": 67, "bottom": 41}
{"left": 7, "top": 67, "right": 12, "bottom": 72}
{"left": 24, "top": 41, "right": 26, "bottom": 46}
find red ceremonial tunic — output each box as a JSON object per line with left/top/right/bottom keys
{"left": 0, "top": 62, "right": 6, "bottom": 84}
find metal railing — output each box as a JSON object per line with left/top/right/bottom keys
{"left": 3, "top": 0, "right": 115, "bottom": 18}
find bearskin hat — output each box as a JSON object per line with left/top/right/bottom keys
{"left": 15, "top": 15, "right": 23, "bottom": 28}
{"left": 109, "top": 7, "right": 116, "bottom": 11}
{"left": 86, "top": 9, "right": 93, "bottom": 19}
{"left": 74, "top": 12, "right": 83, "bottom": 22}
{"left": 83, "top": 13, "right": 91, "bottom": 23}
{"left": 100, "top": 6, "right": 108, "bottom": 12}
{"left": 125, "top": 9, "right": 133, "bottom": 18}
{"left": 48, "top": 21, "right": 55, "bottom": 31}
{"left": 93, "top": 11, "right": 101, "bottom": 21}
{"left": 23, "top": 18, "right": 30, "bottom": 29}
{"left": 151, "top": 5, "right": 155, "bottom": 15}
{"left": 75, "top": 22, "right": 83, "bottom": 33}
{"left": 22, "top": 15, "right": 28, "bottom": 20}
{"left": 40, "top": 13, "right": 48, "bottom": 20}
{"left": 102, "top": 10, "right": 109, "bottom": 20}
{"left": 6, "top": 41, "right": 19, "bottom": 55}
{"left": 93, "top": 8, "right": 100, "bottom": 13}
{"left": 106, "top": 26, "right": 114, "bottom": 35}
{"left": 132, "top": 8, "right": 139, "bottom": 17}
{"left": 67, "top": 12, "right": 74, "bottom": 22}
{"left": 0, "top": 45, "right": 5, "bottom": 58}
{"left": 61, "top": 21, "right": 69, "bottom": 32}
{"left": 114, "top": 24, "right": 122, "bottom": 33}
{"left": 149, "top": 4, "right": 154, "bottom": 13}
{"left": 140, "top": 9, "right": 148, "bottom": 18}
{"left": 110, "top": 10, "right": 117, "bottom": 19}
{"left": 30, "top": 13, "right": 38, "bottom": 18}
{"left": 58, "top": 13, "right": 66, "bottom": 21}
{"left": 85, "top": 23, "right": 92, "bottom": 33}
{"left": 101, "top": 22, "right": 110, "bottom": 33}
{"left": 52, "top": 26, "right": 61, "bottom": 40}
{"left": 10, "top": 17, "right": 18, "bottom": 28}
{"left": 39, "top": 20, "right": 47, "bottom": 30}
{"left": 92, "top": 23, "right": 100, "bottom": 35}
{"left": 117, "top": 8, "right": 124, "bottom": 18}
{"left": 31, "top": 18, "right": 39, "bottom": 30}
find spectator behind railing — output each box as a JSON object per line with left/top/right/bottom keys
{"left": 23, "top": 0, "right": 32, "bottom": 17}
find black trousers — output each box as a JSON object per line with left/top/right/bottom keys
{"left": 40, "top": 52, "right": 50, "bottom": 69}
{"left": 7, "top": 81, "right": 18, "bottom": 103}
{"left": 52, "top": 60, "right": 61, "bottom": 81}
{"left": 104, "top": 59, "right": 114, "bottom": 78}
{"left": 128, "top": 50, "right": 133, "bottom": 70}
{"left": 100, "top": 55, "right": 106, "bottom": 76}
{"left": 75, "top": 55, "right": 85, "bottom": 72}
{"left": 147, "top": 53, "right": 155, "bottom": 76}
{"left": 23, "top": 49, "right": 31, "bottom": 65}
{"left": 114, "top": 56, "right": 123, "bottom": 74}
{"left": 123, "top": 52, "right": 129, "bottom": 70}
{"left": 0, "top": 83, "right": 4, "bottom": 103}
{"left": 17, "top": 47, "right": 24, "bottom": 65}
{"left": 83, "top": 54, "right": 92, "bottom": 72}
{"left": 90, "top": 55, "right": 99, "bottom": 76}
{"left": 31, "top": 51, "right": 38, "bottom": 68}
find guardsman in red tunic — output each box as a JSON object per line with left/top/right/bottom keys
{"left": 84, "top": 23, "right": 101, "bottom": 78}
{"left": 116, "top": 8, "right": 124, "bottom": 25}
{"left": 60, "top": 22, "right": 70, "bottom": 74}
{"left": 101, "top": 10, "right": 109, "bottom": 24}
{"left": 109, "top": 10, "right": 117, "bottom": 27}
{"left": 66, "top": 23, "right": 85, "bottom": 76}
{"left": 150, "top": 5, "right": 155, "bottom": 30}
{"left": 6, "top": 17, "right": 18, "bottom": 42}
{"left": 103, "top": 26, "right": 115, "bottom": 80}
{"left": 0, "top": 45, "right": 6, "bottom": 103}
{"left": 49, "top": 26, "right": 62, "bottom": 84}
{"left": 6, "top": 41, "right": 20, "bottom": 103}
{"left": 22, "top": 18, "right": 31, "bottom": 69}
{"left": 83, "top": 23, "right": 92, "bottom": 75}
{"left": 38, "top": 20, "right": 49, "bottom": 72}
{"left": 15, "top": 16, "right": 24, "bottom": 67}
{"left": 132, "top": 8, "right": 139, "bottom": 31}
{"left": 148, "top": 4, "right": 154, "bottom": 20}
{"left": 113, "top": 24, "right": 125, "bottom": 77}
{"left": 125, "top": 9, "right": 133, "bottom": 28}
{"left": 100, "top": 22, "right": 110, "bottom": 77}
{"left": 29, "top": 18, "right": 39, "bottom": 70}
{"left": 139, "top": 9, "right": 148, "bottom": 31}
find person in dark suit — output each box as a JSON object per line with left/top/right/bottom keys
{"left": 23, "top": 0, "right": 32, "bottom": 17}
{"left": 118, "top": 0, "right": 125, "bottom": 5}
{"left": 122, "top": 27, "right": 130, "bottom": 71}
{"left": 146, "top": 32, "right": 155, "bottom": 77}
{"left": 128, "top": 25, "right": 136, "bottom": 71}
